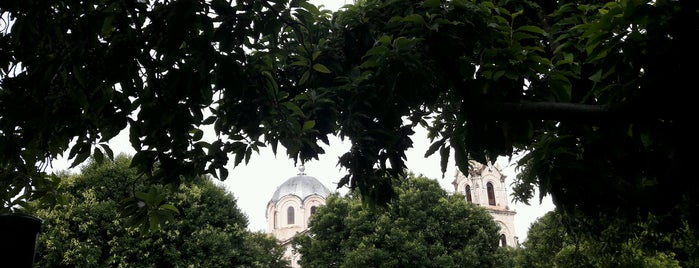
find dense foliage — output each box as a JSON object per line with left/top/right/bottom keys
{"left": 292, "top": 174, "right": 513, "bottom": 268}
{"left": 516, "top": 210, "right": 698, "bottom": 267}
{"left": 2, "top": 0, "right": 698, "bottom": 262}
{"left": 27, "top": 155, "right": 288, "bottom": 267}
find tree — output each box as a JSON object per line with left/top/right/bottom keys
{"left": 314, "top": 0, "right": 698, "bottom": 230}
{"left": 0, "top": 0, "right": 335, "bottom": 212}
{"left": 2, "top": 0, "right": 698, "bottom": 253}
{"left": 26, "top": 155, "right": 288, "bottom": 267}
{"left": 242, "top": 231, "right": 291, "bottom": 268}
{"left": 515, "top": 210, "right": 695, "bottom": 267}
{"left": 292, "top": 174, "right": 513, "bottom": 268}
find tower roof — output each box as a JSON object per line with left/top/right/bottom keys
{"left": 269, "top": 166, "right": 331, "bottom": 203}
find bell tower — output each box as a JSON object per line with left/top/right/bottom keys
{"left": 452, "top": 160, "right": 518, "bottom": 247}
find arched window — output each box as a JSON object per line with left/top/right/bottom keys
{"left": 310, "top": 206, "right": 317, "bottom": 215}
{"left": 287, "top": 206, "right": 295, "bottom": 225}
{"left": 500, "top": 234, "right": 507, "bottom": 247}
{"left": 465, "top": 185, "right": 472, "bottom": 203}
{"left": 487, "top": 182, "right": 496, "bottom": 206}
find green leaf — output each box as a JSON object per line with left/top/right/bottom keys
{"left": 149, "top": 214, "right": 160, "bottom": 231}
{"left": 378, "top": 35, "right": 392, "bottom": 45}
{"left": 93, "top": 148, "right": 104, "bottom": 164}
{"left": 422, "top": 0, "right": 440, "bottom": 8}
{"left": 159, "top": 203, "right": 180, "bottom": 214}
{"left": 516, "top": 25, "right": 546, "bottom": 35}
{"left": 402, "top": 14, "right": 424, "bottom": 25}
{"left": 392, "top": 37, "right": 418, "bottom": 49}
{"left": 303, "top": 120, "right": 316, "bottom": 130}
{"left": 244, "top": 147, "right": 253, "bottom": 164}
{"left": 312, "top": 63, "right": 331, "bottom": 74}
{"left": 549, "top": 73, "right": 572, "bottom": 102}
{"left": 511, "top": 9, "right": 524, "bottom": 19}
{"left": 135, "top": 191, "right": 148, "bottom": 201}
{"left": 364, "top": 46, "right": 389, "bottom": 57}
{"left": 70, "top": 145, "right": 91, "bottom": 168}
{"left": 234, "top": 150, "right": 245, "bottom": 167}
{"left": 282, "top": 102, "right": 304, "bottom": 117}
{"left": 99, "top": 144, "right": 114, "bottom": 160}
{"left": 512, "top": 32, "right": 539, "bottom": 41}
{"left": 425, "top": 139, "right": 445, "bottom": 158}
{"left": 299, "top": 70, "right": 310, "bottom": 85}
{"left": 191, "top": 128, "right": 204, "bottom": 141}
{"left": 439, "top": 146, "right": 450, "bottom": 177}
{"left": 202, "top": 115, "right": 216, "bottom": 125}
{"left": 555, "top": 53, "right": 574, "bottom": 66}
{"left": 589, "top": 69, "right": 603, "bottom": 82}
{"left": 219, "top": 166, "right": 229, "bottom": 180}
{"left": 299, "top": 1, "right": 320, "bottom": 15}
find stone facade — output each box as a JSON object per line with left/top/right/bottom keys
{"left": 266, "top": 166, "right": 330, "bottom": 268}
{"left": 452, "top": 160, "right": 518, "bottom": 247}
{"left": 268, "top": 162, "right": 518, "bottom": 267}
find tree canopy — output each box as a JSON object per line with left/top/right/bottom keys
{"left": 27, "top": 155, "right": 288, "bottom": 267}
{"left": 516, "top": 210, "right": 695, "bottom": 267}
{"left": 1, "top": 0, "right": 697, "bottom": 240}
{"left": 292, "top": 174, "right": 514, "bottom": 268}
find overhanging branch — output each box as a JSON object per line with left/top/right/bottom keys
{"left": 498, "top": 102, "right": 613, "bottom": 121}
{"left": 485, "top": 101, "right": 666, "bottom": 123}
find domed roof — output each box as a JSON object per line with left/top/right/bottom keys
{"left": 269, "top": 166, "right": 331, "bottom": 203}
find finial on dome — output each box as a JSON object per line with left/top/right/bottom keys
{"left": 298, "top": 165, "right": 306, "bottom": 175}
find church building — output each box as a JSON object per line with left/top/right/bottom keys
{"left": 267, "top": 161, "right": 517, "bottom": 267}
{"left": 452, "top": 160, "right": 518, "bottom": 247}
{"left": 265, "top": 166, "right": 331, "bottom": 268}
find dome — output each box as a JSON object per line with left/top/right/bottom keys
{"left": 269, "top": 168, "right": 331, "bottom": 203}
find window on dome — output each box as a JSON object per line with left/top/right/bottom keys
{"left": 465, "top": 185, "right": 472, "bottom": 203}
{"left": 500, "top": 234, "right": 507, "bottom": 247}
{"left": 487, "top": 182, "right": 496, "bottom": 206}
{"left": 287, "top": 206, "right": 295, "bottom": 224}
{"left": 310, "top": 206, "right": 317, "bottom": 215}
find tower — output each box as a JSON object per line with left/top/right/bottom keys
{"left": 266, "top": 166, "right": 331, "bottom": 267}
{"left": 452, "top": 160, "right": 518, "bottom": 247}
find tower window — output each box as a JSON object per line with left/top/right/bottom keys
{"left": 310, "top": 206, "right": 317, "bottom": 215}
{"left": 465, "top": 185, "right": 472, "bottom": 203}
{"left": 287, "top": 206, "right": 295, "bottom": 225}
{"left": 500, "top": 234, "right": 507, "bottom": 247}
{"left": 487, "top": 182, "right": 496, "bottom": 206}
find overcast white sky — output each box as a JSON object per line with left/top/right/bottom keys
{"left": 46, "top": 0, "right": 555, "bottom": 243}
{"left": 49, "top": 125, "right": 554, "bottom": 242}
{"left": 222, "top": 126, "right": 556, "bottom": 242}
{"left": 222, "top": 126, "right": 556, "bottom": 241}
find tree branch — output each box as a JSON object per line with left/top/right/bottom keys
{"left": 484, "top": 101, "right": 668, "bottom": 123}
{"left": 497, "top": 102, "right": 613, "bottom": 121}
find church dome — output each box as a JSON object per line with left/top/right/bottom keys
{"left": 269, "top": 166, "right": 331, "bottom": 203}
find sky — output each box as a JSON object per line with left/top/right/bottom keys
{"left": 45, "top": 0, "right": 556, "bottom": 243}
{"left": 220, "top": 126, "right": 556, "bottom": 242}
{"left": 222, "top": 127, "right": 556, "bottom": 242}
{"left": 49, "top": 125, "right": 554, "bottom": 242}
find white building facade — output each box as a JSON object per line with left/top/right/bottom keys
{"left": 452, "top": 160, "right": 518, "bottom": 247}
{"left": 268, "top": 162, "right": 518, "bottom": 267}
{"left": 266, "top": 166, "right": 330, "bottom": 268}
